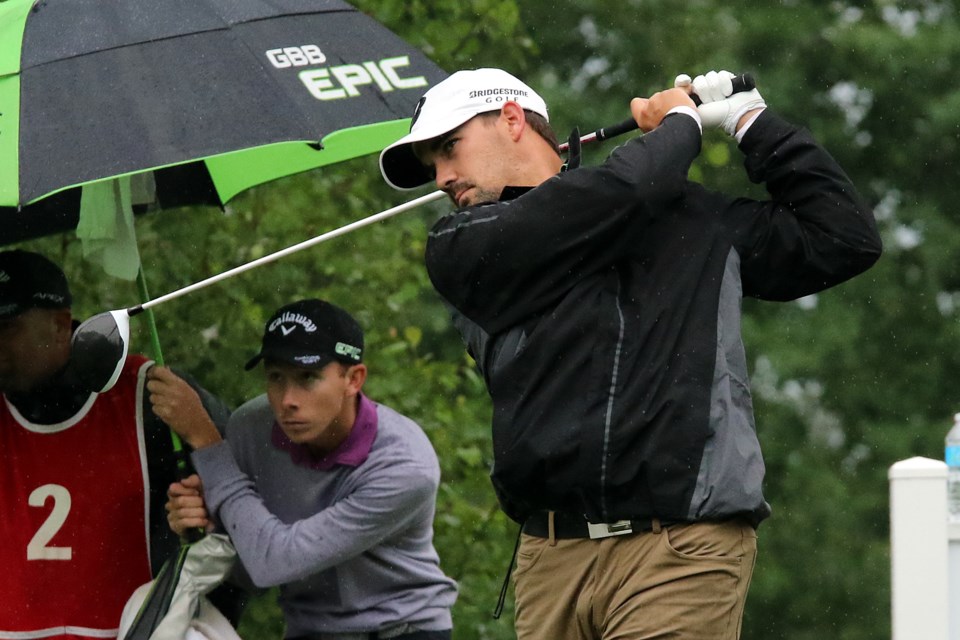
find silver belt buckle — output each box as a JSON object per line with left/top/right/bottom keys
{"left": 587, "top": 519, "right": 633, "bottom": 539}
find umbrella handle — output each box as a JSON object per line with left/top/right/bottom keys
{"left": 137, "top": 270, "right": 194, "bottom": 481}
{"left": 137, "top": 271, "right": 203, "bottom": 544}
{"left": 136, "top": 270, "right": 165, "bottom": 367}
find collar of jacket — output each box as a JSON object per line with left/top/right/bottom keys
{"left": 498, "top": 185, "right": 534, "bottom": 201}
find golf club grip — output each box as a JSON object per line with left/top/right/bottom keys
{"left": 690, "top": 72, "right": 756, "bottom": 107}
{"left": 593, "top": 118, "right": 640, "bottom": 143}
{"left": 585, "top": 73, "right": 757, "bottom": 146}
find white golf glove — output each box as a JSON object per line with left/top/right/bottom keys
{"left": 679, "top": 70, "right": 766, "bottom": 135}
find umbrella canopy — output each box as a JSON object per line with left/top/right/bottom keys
{"left": 0, "top": 0, "right": 446, "bottom": 244}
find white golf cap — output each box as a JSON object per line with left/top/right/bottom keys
{"left": 379, "top": 68, "right": 549, "bottom": 190}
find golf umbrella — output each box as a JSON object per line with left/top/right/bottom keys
{"left": 0, "top": 0, "right": 447, "bottom": 244}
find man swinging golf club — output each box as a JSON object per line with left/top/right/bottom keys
{"left": 378, "top": 68, "right": 882, "bottom": 639}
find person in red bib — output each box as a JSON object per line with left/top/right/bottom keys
{"left": 0, "top": 250, "right": 237, "bottom": 640}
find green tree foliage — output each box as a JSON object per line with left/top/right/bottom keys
{"left": 9, "top": 1, "right": 960, "bottom": 638}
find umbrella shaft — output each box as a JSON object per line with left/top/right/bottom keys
{"left": 130, "top": 190, "right": 446, "bottom": 315}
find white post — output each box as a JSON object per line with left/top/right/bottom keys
{"left": 951, "top": 522, "right": 960, "bottom": 640}
{"left": 889, "top": 456, "right": 949, "bottom": 640}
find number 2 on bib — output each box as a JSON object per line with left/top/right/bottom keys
{"left": 27, "top": 484, "right": 72, "bottom": 561}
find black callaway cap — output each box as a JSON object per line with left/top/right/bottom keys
{"left": 245, "top": 299, "right": 364, "bottom": 371}
{"left": 0, "top": 250, "right": 72, "bottom": 320}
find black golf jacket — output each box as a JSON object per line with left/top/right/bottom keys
{"left": 425, "top": 110, "right": 881, "bottom": 527}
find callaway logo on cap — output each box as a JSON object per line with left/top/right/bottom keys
{"left": 0, "top": 250, "right": 72, "bottom": 320}
{"left": 379, "top": 68, "right": 549, "bottom": 190}
{"left": 245, "top": 299, "right": 364, "bottom": 371}
{"left": 270, "top": 311, "right": 318, "bottom": 336}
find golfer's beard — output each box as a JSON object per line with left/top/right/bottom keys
{"left": 449, "top": 182, "right": 500, "bottom": 207}
{"left": 470, "top": 187, "right": 501, "bottom": 205}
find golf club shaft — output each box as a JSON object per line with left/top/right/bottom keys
{"left": 128, "top": 190, "right": 447, "bottom": 316}
{"left": 126, "top": 73, "right": 752, "bottom": 316}
{"left": 561, "top": 73, "right": 756, "bottom": 151}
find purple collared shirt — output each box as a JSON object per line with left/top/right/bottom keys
{"left": 271, "top": 392, "right": 378, "bottom": 470}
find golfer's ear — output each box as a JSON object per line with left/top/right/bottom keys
{"left": 500, "top": 101, "right": 526, "bottom": 141}
{"left": 345, "top": 364, "right": 367, "bottom": 395}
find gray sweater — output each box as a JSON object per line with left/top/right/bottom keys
{"left": 192, "top": 393, "right": 457, "bottom": 636}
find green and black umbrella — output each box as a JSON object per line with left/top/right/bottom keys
{"left": 0, "top": 0, "right": 447, "bottom": 390}
{"left": 0, "top": 0, "right": 446, "bottom": 244}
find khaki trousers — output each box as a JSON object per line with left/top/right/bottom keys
{"left": 513, "top": 519, "right": 757, "bottom": 640}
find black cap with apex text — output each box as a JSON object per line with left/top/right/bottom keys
{"left": 244, "top": 299, "right": 364, "bottom": 371}
{"left": 0, "top": 250, "right": 72, "bottom": 320}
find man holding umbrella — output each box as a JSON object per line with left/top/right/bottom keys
{"left": 0, "top": 249, "right": 237, "bottom": 640}
{"left": 378, "top": 68, "right": 881, "bottom": 638}
{"left": 155, "top": 298, "right": 457, "bottom": 640}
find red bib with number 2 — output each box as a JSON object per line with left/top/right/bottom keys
{"left": 0, "top": 356, "right": 152, "bottom": 639}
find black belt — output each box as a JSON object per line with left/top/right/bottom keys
{"left": 522, "top": 511, "right": 677, "bottom": 540}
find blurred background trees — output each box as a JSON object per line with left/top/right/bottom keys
{"left": 10, "top": 1, "right": 959, "bottom": 637}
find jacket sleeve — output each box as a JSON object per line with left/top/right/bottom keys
{"left": 726, "top": 110, "right": 882, "bottom": 300}
{"left": 193, "top": 439, "right": 439, "bottom": 588}
{"left": 425, "top": 112, "right": 702, "bottom": 334}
